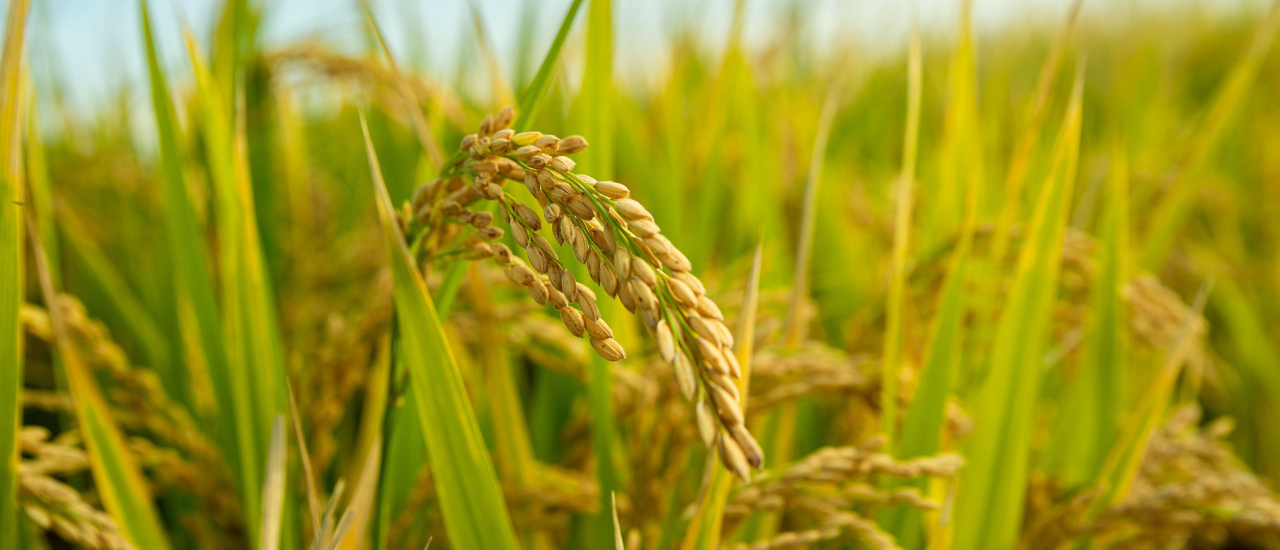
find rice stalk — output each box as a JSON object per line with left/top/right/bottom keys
{"left": 0, "top": 1, "right": 31, "bottom": 544}
{"left": 408, "top": 106, "right": 764, "bottom": 479}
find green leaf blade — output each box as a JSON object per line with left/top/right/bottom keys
{"left": 952, "top": 65, "right": 1085, "bottom": 550}
{"left": 0, "top": 1, "right": 31, "bottom": 544}
{"left": 1045, "top": 144, "right": 1130, "bottom": 489}
{"left": 514, "top": 0, "right": 585, "bottom": 132}
{"left": 142, "top": 3, "right": 260, "bottom": 538}
{"left": 362, "top": 109, "right": 521, "bottom": 550}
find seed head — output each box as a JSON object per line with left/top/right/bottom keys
{"left": 709, "top": 384, "right": 744, "bottom": 427}
{"left": 600, "top": 263, "right": 619, "bottom": 297}
{"left": 613, "top": 199, "right": 652, "bottom": 221}
{"left": 493, "top": 106, "right": 515, "bottom": 130}
{"left": 506, "top": 262, "right": 537, "bottom": 286}
{"left": 627, "top": 219, "right": 660, "bottom": 237}
{"left": 697, "top": 295, "right": 724, "bottom": 320}
{"left": 509, "top": 222, "right": 529, "bottom": 247}
{"left": 696, "top": 401, "right": 718, "bottom": 448}
{"left": 470, "top": 211, "right": 494, "bottom": 228}
{"left": 549, "top": 156, "right": 575, "bottom": 172}
{"left": 719, "top": 436, "right": 752, "bottom": 481}
{"left": 560, "top": 307, "right": 585, "bottom": 337}
{"left": 527, "top": 279, "right": 549, "bottom": 305}
{"left": 557, "top": 135, "right": 589, "bottom": 155}
{"left": 674, "top": 271, "right": 706, "bottom": 296}
{"left": 434, "top": 107, "right": 764, "bottom": 479}
{"left": 492, "top": 243, "right": 513, "bottom": 265}
{"left": 674, "top": 352, "right": 697, "bottom": 400}
{"left": 584, "top": 317, "right": 613, "bottom": 340}
{"left": 534, "top": 134, "right": 560, "bottom": 153}
{"left": 729, "top": 424, "right": 764, "bottom": 469}
{"left": 594, "top": 180, "right": 629, "bottom": 199}
{"left": 514, "top": 204, "right": 541, "bottom": 229}
{"left": 632, "top": 257, "right": 657, "bottom": 287}
{"left": 689, "top": 315, "right": 726, "bottom": 347}
{"left": 513, "top": 145, "right": 541, "bottom": 160}
{"left": 591, "top": 337, "right": 625, "bottom": 361}
{"left": 667, "top": 278, "right": 698, "bottom": 308}
{"left": 656, "top": 319, "right": 676, "bottom": 364}
{"left": 513, "top": 131, "right": 542, "bottom": 147}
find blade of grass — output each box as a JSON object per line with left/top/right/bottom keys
{"left": 465, "top": 263, "right": 551, "bottom": 550}
{"left": 181, "top": 27, "right": 292, "bottom": 541}
{"left": 24, "top": 94, "right": 55, "bottom": 287}
{"left": 289, "top": 385, "right": 323, "bottom": 537}
{"left": 211, "top": 0, "right": 256, "bottom": 108}
{"left": 374, "top": 253, "right": 474, "bottom": 550}
{"left": 990, "top": 0, "right": 1080, "bottom": 246}
{"left": 373, "top": 353, "right": 423, "bottom": 550}
{"left": 232, "top": 65, "right": 292, "bottom": 539}
{"left": 362, "top": 1, "right": 444, "bottom": 171}
{"left": 314, "top": 481, "right": 346, "bottom": 550}
{"left": 361, "top": 0, "right": 504, "bottom": 533}
{"left": 952, "top": 62, "right": 1084, "bottom": 550}
{"left": 680, "top": 237, "right": 764, "bottom": 550}
{"left": 785, "top": 75, "right": 842, "bottom": 348}
{"left": 611, "top": 493, "right": 625, "bottom": 550}
{"left": 1138, "top": 2, "right": 1280, "bottom": 270}
{"left": 28, "top": 204, "right": 173, "bottom": 550}
{"left": 1044, "top": 142, "right": 1130, "bottom": 489}
{"left": 349, "top": 336, "right": 391, "bottom": 536}
{"left": 0, "top": 1, "right": 30, "bottom": 545}
{"left": 361, "top": 107, "right": 521, "bottom": 550}
{"left": 514, "top": 0, "right": 585, "bottom": 131}
{"left": 881, "top": 13, "right": 922, "bottom": 448}
{"left": 884, "top": 23, "right": 977, "bottom": 545}
{"left": 977, "top": 3, "right": 1080, "bottom": 369}
{"left": 141, "top": 0, "right": 235, "bottom": 476}
{"left": 326, "top": 510, "right": 357, "bottom": 550}
{"left": 743, "top": 72, "right": 843, "bottom": 543}
{"left": 926, "top": 0, "right": 983, "bottom": 251}
{"left": 337, "top": 434, "right": 383, "bottom": 550}
{"left": 260, "top": 416, "right": 287, "bottom": 550}
{"left": 575, "top": 0, "right": 614, "bottom": 177}
{"left": 220, "top": 39, "right": 290, "bottom": 459}
{"left": 1085, "top": 281, "right": 1211, "bottom": 525}
{"left": 235, "top": 74, "right": 290, "bottom": 477}
{"left": 883, "top": 213, "right": 973, "bottom": 550}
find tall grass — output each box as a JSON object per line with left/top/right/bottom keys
{"left": 0, "top": 2, "right": 31, "bottom": 548}
{"left": 9, "top": 1, "right": 1280, "bottom": 549}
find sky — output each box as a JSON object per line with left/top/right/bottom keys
{"left": 9, "top": 0, "right": 1272, "bottom": 117}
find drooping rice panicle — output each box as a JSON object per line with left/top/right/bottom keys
{"left": 401, "top": 106, "right": 764, "bottom": 478}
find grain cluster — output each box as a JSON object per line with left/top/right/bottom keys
{"left": 401, "top": 107, "right": 764, "bottom": 478}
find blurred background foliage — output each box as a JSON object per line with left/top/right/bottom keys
{"left": 5, "top": 0, "right": 1280, "bottom": 548}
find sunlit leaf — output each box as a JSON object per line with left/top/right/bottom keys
{"left": 952, "top": 64, "right": 1085, "bottom": 550}
{"left": 0, "top": 1, "right": 31, "bottom": 544}
{"left": 361, "top": 108, "right": 522, "bottom": 550}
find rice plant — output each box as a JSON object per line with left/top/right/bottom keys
{"left": 7, "top": 0, "right": 1280, "bottom": 549}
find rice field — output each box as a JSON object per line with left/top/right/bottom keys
{"left": 4, "top": 0, "right": 1280, "bottom": 549}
